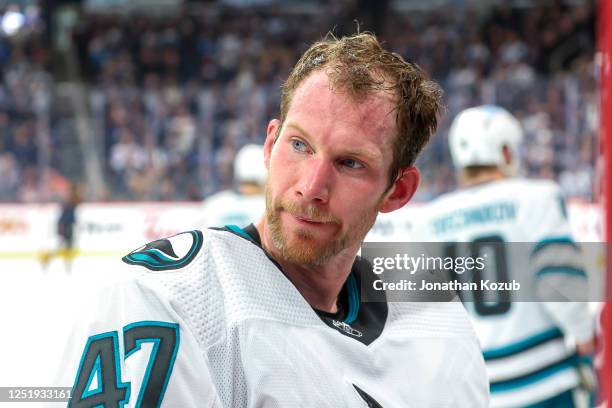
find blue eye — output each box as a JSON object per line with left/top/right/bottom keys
{"left": 340, "top": 158, "right": 364, "bottom": 169}
{"left": 291, "top": 139, "right": 308, "bottom": 152}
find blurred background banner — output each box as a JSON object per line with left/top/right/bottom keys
{"left": 0, "top": 202, "right": 201, "bottom": 258}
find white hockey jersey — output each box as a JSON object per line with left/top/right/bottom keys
{"left": 200, "top": 190, "right": 264, "bottom": 229}
{"left": 416, "top": 178, "right": 595, "bottom": 407}
{"left": 61, "top": 225, "right": 489, "bottom": 407}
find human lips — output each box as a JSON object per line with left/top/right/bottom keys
{"left": 293, "top": 214, "right": 328, "bottom": 225}
{"left": 281, "top": 208, "right": 338, "bottom": 228}
{"left": 275, "top": 199, "right": 340, "bottom": 228}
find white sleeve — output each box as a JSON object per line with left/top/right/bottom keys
{"left": 530, "top": 185, "right": 595, "bottom": 343}
{"left": 448, "top": 339, "right": 490, "bottom": 408}
{"left": 59, "top": 276, "right": 223, "bottom": 408}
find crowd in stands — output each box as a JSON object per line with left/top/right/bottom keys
{"left": 0, "top": 7, "right": 56, "bottom": 202}
{"left": 0, "top": 0, "right": 599, "bottom": 202}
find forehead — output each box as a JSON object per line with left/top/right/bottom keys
{"left": 286, "top": 71, "right": 397, "bottom": 146}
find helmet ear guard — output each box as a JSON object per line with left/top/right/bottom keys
{"left": 448, "top": 105, "right": 523, "bottom": 176}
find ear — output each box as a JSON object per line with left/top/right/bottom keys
{"left": 264, "top": 119, "right": 281, "bottom": 170}
{"left": 502, "top": 145, "right": 512, "bottom": 165}
{"left": 378, "top": 166, "right": 420, "bottom": 213}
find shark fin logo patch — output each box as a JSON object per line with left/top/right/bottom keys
{"left": 122, "top": 230, "right": 203, "bottom": 271}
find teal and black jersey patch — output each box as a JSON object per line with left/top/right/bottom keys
{"left": 122, "top": 230, "right": 203, "bottom": 271}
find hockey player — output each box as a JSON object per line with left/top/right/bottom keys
{"left": 199, "top": 143, "right": 266, "bottom": 228}
{"left": 40, "top": 182, "right": 82, "bottom": 273}
{"left": 417, "top": 105, "right": 597, "bottom": 407}
{"left": 61, "top": 34, "right": 489, "bottom": 407}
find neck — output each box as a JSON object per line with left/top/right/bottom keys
{"left": 239, "top": 183, "right": 264, "bottom": 196}
{"left": 459, "top": 168, "right": 506, "bottom": 187}
{"left": 255, "top": 217, "right": 357, "bottom": 313}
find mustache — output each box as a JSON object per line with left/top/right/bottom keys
{"left": 277, "top": 200, "right": 341, "bottom": 224}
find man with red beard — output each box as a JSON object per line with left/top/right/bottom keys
{"left": 61, "top": 33, "right": 488, "bottom": 407}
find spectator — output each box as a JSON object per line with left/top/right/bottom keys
{"left": 0, "top": 1, "right": 599, "bottom": 202}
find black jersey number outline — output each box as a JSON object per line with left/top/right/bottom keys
{"left": 445, "top": 235, "right": 511, "bottom": 316}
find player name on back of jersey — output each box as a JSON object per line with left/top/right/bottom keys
{"left": 430, "top": 201, "right": 517, "bottom": 236}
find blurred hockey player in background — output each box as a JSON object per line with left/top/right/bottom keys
{"left": 200, "top": 143, "right": 266, "bottom": 228}
{"left": 40, "top": 182, "right": 82, "bottom": 274}
{"left": 417, "top": 105, "right": 597, "bottom": 407}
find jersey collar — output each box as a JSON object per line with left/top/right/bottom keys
{"left": 219, "top": 224, "right": 388, "bottom": 346}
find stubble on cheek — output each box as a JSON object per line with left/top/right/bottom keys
{"left": 264, "top": 185, "right": 380, "bottom": 266}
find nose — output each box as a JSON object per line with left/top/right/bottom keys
{"left": 295, "top": 158, "right": 331, "bottom": 204}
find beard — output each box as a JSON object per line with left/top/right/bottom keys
{"left": 265, "top": 184, "right": 380, "bottom": 267}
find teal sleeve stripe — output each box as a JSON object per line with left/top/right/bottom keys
{"left": 531, "top": 237, "right": 577, "bottom": 256}
{"left": 226, "top": 224, "right": 252, "bottom": 240}
{"left": 344, "top": 273, "right": 360, "bottom": 324}
{"left": 535, "top": 266, "right": 587, "bottom": 279}
{"left": 483, "top": 327, "right": 563, "bottom": 360}
{"left": 490, "top": 353, "right": 579, "bottom": 393}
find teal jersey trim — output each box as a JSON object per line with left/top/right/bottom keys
{"left": 535, "top": 266, "right": 587, "bottom": 279}
{"left": 129, "top": 252, "right": 166, "bottom": 266}
{"left": 483, "top": 327, "right": 563, "bottom": 360}
{"left": 344, "top": 273, "right": 360, "bottom": 324}
{"left": 225, "top": 224, "right": 252, "bottom": 240}
{"left": 531, "top": 237, "right": 577, "bottom": 256}
{"left": 523, "top": 389, "right": 575, "bottom": 408}
{"left": 490, "top": 354, "right": 578, "bottom": 393}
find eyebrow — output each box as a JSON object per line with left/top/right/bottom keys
{"left": 284, "top": 122, "right": 382, "bottom": 164}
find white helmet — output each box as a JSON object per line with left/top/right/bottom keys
{"left": 234, "top": 143, "right": 267, "bottom": 185}
{"left": 449, "top": 105, "right": 523, "bottom": 174}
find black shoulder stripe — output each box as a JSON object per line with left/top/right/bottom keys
{"left": 122, "top": 230, "right": 203, "bottom": 271}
